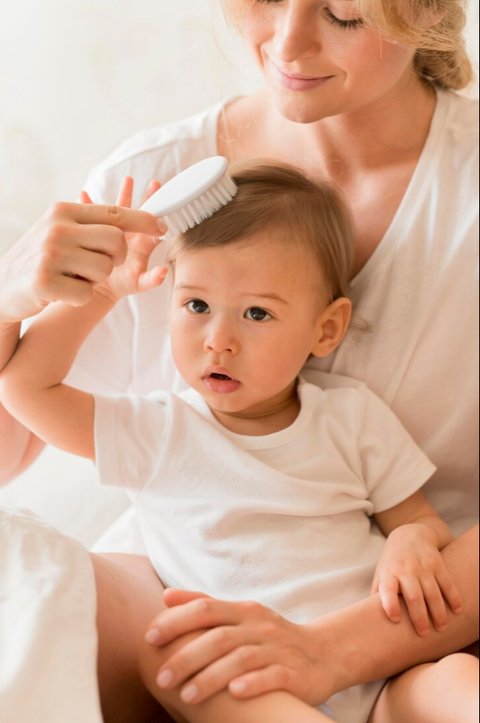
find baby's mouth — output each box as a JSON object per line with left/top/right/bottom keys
{"left": 210, "top": 373, "right": 232, "bottom": 380}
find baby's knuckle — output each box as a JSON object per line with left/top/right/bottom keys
{"left": 405, "top": 590, "right": 422, "bottom": 603}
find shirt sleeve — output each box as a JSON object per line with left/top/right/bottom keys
{"left": 356, "top": 386, "right": 437, "bottom": 513}
{"left": 93, "top": 391, "right": 171, "bottom": 492}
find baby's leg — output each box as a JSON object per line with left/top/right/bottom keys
{"left": 91, "top": 552, "right": 178, "bottom": 723}
{"left": 139, "top": 627, "right": 333, "bottom": 723}
{"left": 369, "top": 653, "right": 479, "bottom": 723}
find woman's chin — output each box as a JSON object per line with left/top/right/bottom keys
{"left": 271, "top": 89, "right": 333, "bottom": 125}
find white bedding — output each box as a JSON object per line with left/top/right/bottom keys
{"left": 0, "top": 507, "right": 103, "bottom": 723}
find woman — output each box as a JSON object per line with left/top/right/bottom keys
{"left": 0, "top": 1, "right": 477, "bottom": 721}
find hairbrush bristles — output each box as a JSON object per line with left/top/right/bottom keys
{"left": 140, "top": 156, "right": 237, "bottom": 234}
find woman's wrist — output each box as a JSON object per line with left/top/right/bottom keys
{"left": 305, "top": 617, "right": 367, "bottom": 698}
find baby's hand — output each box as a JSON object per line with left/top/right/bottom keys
{"left": 371, "top": 523, "right": 463, "bottom": 636}
{"left": 80, "top": 177, "right": 168, "bottom": 302}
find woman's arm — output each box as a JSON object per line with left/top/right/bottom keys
{"left": 144, "top": 525, "right": 478, "bottom": 707}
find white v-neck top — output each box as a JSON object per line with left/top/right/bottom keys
{"left": 76, "top": 90, "right": 478, "bottom": 536}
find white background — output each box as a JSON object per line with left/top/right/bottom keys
{"left": 0, "top": 1, "right": 478, "bottom": 544}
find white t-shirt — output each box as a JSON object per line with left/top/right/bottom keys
{"left": 93, "top": 377, "right": 435, "bottom": 723}
{"left": 77, "top": 90, "right": 478, "bottom": 535}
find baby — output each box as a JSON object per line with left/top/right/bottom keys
{"left": 0, "top": 162, "right": 469, "bottom": 723}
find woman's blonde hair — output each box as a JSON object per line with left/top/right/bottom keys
{"left": 167, "top": 161, "right": 354, "bottom": 304}
{"left": 222, "top": 0, "right": 473, "bottom": 90}
{"left": 358, "top": 0, "right": 473, "bottom": 90}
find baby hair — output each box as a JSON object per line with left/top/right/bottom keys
{"left": 167, "top": 161, "right": 354, "bottom": 304}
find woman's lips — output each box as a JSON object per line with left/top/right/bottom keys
{"left": 270, "top": 61, "right": 334, "bottom": 91}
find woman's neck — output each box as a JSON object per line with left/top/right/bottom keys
{"left": 220, "top": 75, "right": 436, "bottom": 181}
{"left": 219, "top": 75, "right": 437, "bottom": 276}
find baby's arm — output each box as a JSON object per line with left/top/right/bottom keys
{"left": 373, "top": 491, "right": 463, "bottom": 635}
{"left": 0, "top": 178, "right": 167, "bottom": 461}
{"left": 0, "top": 293, "right": 115, "bottom": 460}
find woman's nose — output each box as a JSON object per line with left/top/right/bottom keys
{"left": 274, "top": 2, "right": 321, "bottom": 63}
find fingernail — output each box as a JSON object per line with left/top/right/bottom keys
{"left": 156, "top": 219, "right": 168, "bottom": 233}
{"left": 181, "top": 684, "right": 199, "bottom": 703}
{"left": 157, "top": 669, "right": 174, "bottom": 688}
{"left": 144, "top": 627, "right": 161, "bottom": 644}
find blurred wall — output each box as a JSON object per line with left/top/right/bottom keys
{"left": 0, "top": 0, "right": 478, "bottom": 255}
{"left": 0, "top": 0, "right": 261, "bottom": 253}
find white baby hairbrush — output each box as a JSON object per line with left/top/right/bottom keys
{"left": 140, "top": 156, "right": 237, "bottom": 234}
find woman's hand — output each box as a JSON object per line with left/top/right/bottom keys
{"left": 144, "top": 589, "right": 334, "bottom": 707}
{"left": 371, "top": 523, "right": 463, "bottom": 636}
{"left": 0, "top": 184, "right": 166, "bottom": 323}
{"left": 79, "top": 177, "right": 168, "bottom": 302}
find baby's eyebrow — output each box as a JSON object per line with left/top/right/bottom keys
{"left": 243, "top": 292, "right": 289, "bottom": 305}
{"left": 173, "top": 283, "right": 207, "bottom": 293}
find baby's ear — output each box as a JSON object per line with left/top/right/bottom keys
{"left": 311, "top": 297, "right": 352, "bottom": 358}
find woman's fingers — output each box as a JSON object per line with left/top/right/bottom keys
{"left": 229, "top": 664, "right": 298, "bottom": 700}
{"left": 52, "top": 200, "right": 166, "bottom": 236}
{"left": 146, "top": 597, "right": 255, "bottom": 647}
{"left": 37, "top": 273, "right": 95, "bottom": 307}
{"left": 0, "top": 192, "right": 167, "bottom": 323}
{"left": 177, "top": 645, "right": 273, "bottom": 705}
{"left": 61, "top": 247, "right": 116, "bottom": 283}
{"left": 155, "top": 625, "right": 252, "bottom": 692}
{"left": 163, "top": 587, "right": 208, "bottom": 607}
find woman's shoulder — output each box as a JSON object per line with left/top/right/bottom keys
{"left": 84, "top": 98, "right": 230, "bottom": 203}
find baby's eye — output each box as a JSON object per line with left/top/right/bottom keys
{"left": 245, "top": 307, "right": 272, "bottom": 322}
{"left": 186, "top": 299, "right": 210, "bottom": 314}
